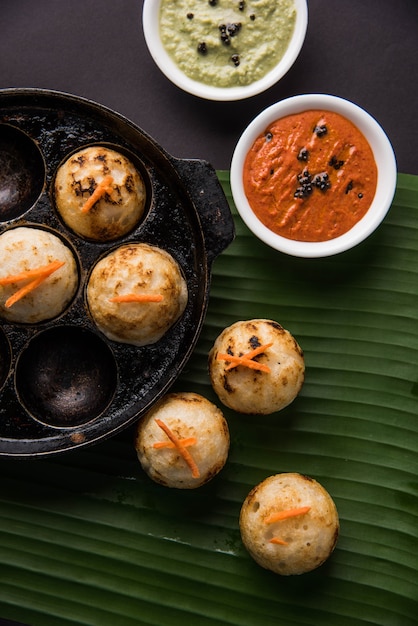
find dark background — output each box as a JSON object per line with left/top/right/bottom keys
{"left": 0, "top": 0, "right": 417, "bottom": 174}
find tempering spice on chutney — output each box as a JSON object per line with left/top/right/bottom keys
{"left": 159, "top": 0, "right": 296, "bottom": 88}
{"left": 243, "top": 110, "right": 378, "bottom": 242}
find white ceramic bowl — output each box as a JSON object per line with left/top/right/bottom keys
{"left": 142, "top": 0, "right": 308, "bottom": 102}
{"left": 230, "top": 94, "right": 397, "bottom": 257}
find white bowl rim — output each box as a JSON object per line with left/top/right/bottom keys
{"left": 230, "top": 94, "right": 397, "bottom": 257}
{"left": 142, "top": 0, "right": 308, "bottom": 102}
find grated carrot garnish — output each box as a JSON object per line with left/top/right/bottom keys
{"left": 109, "top": 294, "right": 163, "bottom": 303}
{"left": 154, "top": 418, "right": 200, "bottom": 478}
{"left": 220, "top": 355, "right": 270, "bottom": 373}
{"left": 0, "top": 260, "right": 65, "bottom": 308}
{"left": 0, "top": 260, "right": 65, "bottom": 286}
{"left": 80, "top": 175, "right": 114, "bottom": 213}
{"left": 153, "top": 437, "right": 197, "bottom": 449}
{"left": 217, "top": 342, "right": 273, "bottom": 373}
{"left": 269, "top": 537, "right": 288, "bottom": 545}
{"left": 264, "top": 506, "right": 311, "bottom": 525}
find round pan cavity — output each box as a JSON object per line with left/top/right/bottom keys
{"left": 0, "top": 88, "right": 234, "bottom": 457}
{"left": 0, "top": 124, "right": 45, "bottom": 221}
{"left": 15, "top": 327, "right": 117, "bottom": 428}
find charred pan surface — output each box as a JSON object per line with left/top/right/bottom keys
{"left": 0, "top": 89, "right": 234, "bottom": 456}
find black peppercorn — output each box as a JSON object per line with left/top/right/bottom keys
{"left": 197, "top": 42, "right": 208, "bottom": 54}
{"left": 209, "top": 0, "right": 218, "bottom": 5}
{"left": 329, "top": 155, "right": 344, "bottom": 170}
{"left": 297, "top": 148, "right": 309, "bottom": 161}
{"left": 239, "top": 1, "right": 246, "bottom": 10}
{"left": 345, "top": 180, "right": 353, "bottom": 194}
{"left": 312, "top": 172, "right": 331, "bottom": 191}
{"left": 187, "top": 12, "right": 194, "bottom": 19}
{"left": 294, "top": 170, "right": 313, "bottom": 198}
{"left": 265, "top": 131, "right": 273, "bottom": 142}
{"left": 227, "top": 22, "right": 242, "bottom": 37}
{"left": 314, "top": 124, "right": 327, "bottom": 137}
{"left": 297, "top": 170, "right": 312, "bottom": 186}
{"left": 294, "top": 185, "right": 313, "bottom": 199}
{"left": 231, "top": 54, "right": 240, "bottom": 66}
{"left": 219, "top": 24, "right": 230, "bottom": 45}
{"left": 250, "top": 14, "right": 256, "bottom": 20}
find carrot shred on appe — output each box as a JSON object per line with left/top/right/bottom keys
{"left": 109, "top": 293, "right": 164, "bottom": 303}
{"left": 153, "top": 437, "right": 196, "bottom": 449}
{"left": 265, "top": 506, "right": 311, "bottom": 546}
{"left": 0, "top": 260, "right": 65, "bottom": 308}
{"left": 264, "top": 505, "right": 311, "bottom": 524}
{"left": 80, "top": 175, "right": 114, "bottom": 213}
{"left": 269, "top": 537, "right": 288, "bottom": 545}
{"left": 219, "top": 355, "right": 270, "bottom": 373}
{"left": 154, "top": 418, "right": 200, "bottom": 478}
{"left": 217, "top": 342, "right": 273, "bottom": 373}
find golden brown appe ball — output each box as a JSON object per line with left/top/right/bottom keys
{"left": 0, "top": 226, "right": 78, "bottom": 324}
{"left": 135, "top": 392, "right": 230, "bottom": 489}
{"left": 208, "top": 319, "right": 305, "bottom": 414}
{"left": 240, "top": 473, "right": 339, "bottom": 575}
{"left": 87, "top": 243, "right": 188, "bottom": 346}
{"left": 54, "top": 145, "right": 146, "bottom": 241}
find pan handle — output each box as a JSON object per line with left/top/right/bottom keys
{"left": 173, "top": 158, "right": 235, "bottom": 265}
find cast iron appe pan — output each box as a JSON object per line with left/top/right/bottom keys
{"left": 0, "top": 88, "right": 234, "bottom": 458}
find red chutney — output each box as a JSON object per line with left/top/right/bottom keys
{"left": 243, "top": 110, "right": 378, "bottom": 242}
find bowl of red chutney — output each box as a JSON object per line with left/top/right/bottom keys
{"left": 142, "top": 0, "right": 308, "bottom": 101}
{"left": 230, "top": 94, "right": 397, "bottom": 257}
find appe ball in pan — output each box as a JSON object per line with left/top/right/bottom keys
{"left": 208, "top": 319, "right": 305, "bottom": 414}
{"left": 0, "top": 226, "right": 78, "bottom": 324}
{"left": 135, "top": 392, "right": 230, "bottom": 489}
{"left": 87, "top": 242, "right": 188, "bottom": 346}
{"left": 54, "top": 145, "right": 146, "bottom": 241}
{"left": 240, "top": 473, "right": 339, "bottom": 575}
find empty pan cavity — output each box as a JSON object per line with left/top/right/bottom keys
{"left": 0, "top": 124, "right": 45, "bottom": 221}
{"left": 15, "top": 326, "right": 117, "bottom": 428}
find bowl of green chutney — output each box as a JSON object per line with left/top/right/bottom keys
{"left": 142, "top": 0, "right": 308, "bottom": 101}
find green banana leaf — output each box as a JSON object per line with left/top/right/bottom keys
{"left": 0, "top": 172, "right": 417, "bottom": 626}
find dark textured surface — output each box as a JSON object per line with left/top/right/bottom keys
{"left": 0, "top": 0, "right": 416, "bottom": 174}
